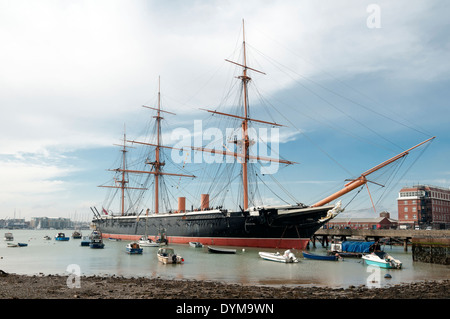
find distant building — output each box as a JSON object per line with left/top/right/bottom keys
{"left": 30, "top": 217, "right": 73, "bottom": 229}
{"left": 0, "top": 218, "right": 28, "bottom": 229}
{"left": 397, "top": 185, "right": 450, "bottom": 229}
{"left": 325, "top": 212, "right": 398, "bottom": 230}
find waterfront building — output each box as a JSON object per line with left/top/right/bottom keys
{"left": 30, "top": 217, "right": 73, "bottom": 229}
{"left": 397, "top": 185, "right": 450, "bottom": 229}
{"left": 0, "top": 218, "right": 28, "bottom": 229}
{"left": 325, "top": 212, "right": 397, "bottom": 230}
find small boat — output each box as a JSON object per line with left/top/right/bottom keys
{"left": 108, "top": 237, "right": 122, "bottom": 241}
{"left": 328, "top": 241, "right": 379, "bottom": 258}
{"left": 72, "top": 231, "right": 82, "bottom": 239}
{"left": 80, "top": 236, "right": 90, "bottom": 246}
{"left": 302, "top": 251, "right": 339, "bottom": 261}
{"left": 17, "top": 243, "right": 28, "bottom": 247}
{"left": 126, "top": 242, "right": 143, "bottom": 254}
{"left": 138, "top": 236, "right": 159, "bottom": 247}
{"left": 7, "top": 243, "right": 18, "bottom": 247}
{"left": 4, "top": 233, "right": 13, "bottom": 241}
{"left": 189, "top": 241, "right": 203, "bottom": 248}
{"left": 89, "top": 231, "right": 105, "bottom": 249}
{"left": 259, "top": 250, "right": 299, "bottom": 263}
{"left": 54, "top": 233, "right": 70, "bottom": 241}
{"left": 157, "top": 247, "right": 184, "bottom": 264}
{"left": 207, "top": 246, "right": 237, "bottom": 254}
{"left": 362, "top": 251, "right": 402, "bottom": 269}
{"left": 43, "top": 235, "right": 51, "bottom": 240}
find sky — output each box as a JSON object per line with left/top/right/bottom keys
{"left": 0, "top": 0, "right": 449, "bottom": 221}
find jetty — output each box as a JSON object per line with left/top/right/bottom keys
{"left": 312, "top": 228, "right": 450, "bottom": 265}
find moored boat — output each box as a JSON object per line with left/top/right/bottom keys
{"left": 4, "top": 233, "right": 13, "bottom": 241}
{"left": 17, "top": 243, "right": 28, "bottom": 247}
{"left": 54, "top": 233, "right": 70, "bottom": 241}
{"left": 157, "top": 247, "right": 184, "bottom": 264}
{"left": 302, "top": 251, "right": 339, "bottom": 261}
{"left": 189, "top": 241, "right": 203, "bottom": 248}
{"left": 259, "top": 250, "right": 298, "bottom": 263}
{"left": 80, "top": 236, "right": 90, "bottom": 246}
{"left": 207, "top": 246, "right": 237, "bottom": 254}
{"left": 72, "top": 231, "right": 82, "bottom": 239}
{"left": 329, "top": 241, "right": 379, "bottom": 258}
{"left": 138, "top": 236, "right": 159, "bottom": 247}
{"left": 362, "top": 252, "right": 402, "bottom": 269}
{"left": 89, "top": 231, "right": 105, "bottom": 249}
{"left": 7, "top": 243, "right": 18, "bottom": 247}
{"left": 126, "top": 242, "right": 143, "bottom": 254}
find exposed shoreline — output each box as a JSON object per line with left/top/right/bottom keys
{"left": 0, "top": 271, "right": 448, "bottom": 299}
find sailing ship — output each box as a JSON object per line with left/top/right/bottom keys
{"left": 91, "top": 22, "right": 434, "bottom": 249}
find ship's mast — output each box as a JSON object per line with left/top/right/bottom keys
{"left": 197, "top": 20, "right": 291, "bottom": 211}
{"left": 99, "top": 129, "right": 147, "bottom": 216}
{"left": 124, "top": 77, "right": 196, "bottom": 215}
{"left": 154, "top": 77, "right": 162, "bottom": 214}
{"left": 120, "top": 132, "right": 127, "bottom": 215}
{"left": 241, "top": 21, "right": 250, "bottom": 211}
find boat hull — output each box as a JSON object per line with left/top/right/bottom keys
{"left": 302, "top": 252, "right": 337, "bottom": 261}
{"left": 208, "top": 246, "right": 236, "bottom": 254}
{"left": 126, "top": 248, "right": 143, "bottom": 254}
{"left": 89, "top": 243, "right": 105, "bottom": 249}
{"left": 259, "top": 252, "right": 298, "bottom": 263}
{"left": 93, "top": 205, "right": 335, "bottom": 249}
{"left": 362, "top": 253, "right": 402, "bottom": 269}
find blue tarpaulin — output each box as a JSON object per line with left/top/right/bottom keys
{"left": 341, "top": 241, "right": 374, "bottom": 253}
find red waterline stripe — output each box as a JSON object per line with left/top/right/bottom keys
{"left": 102, "top": 233, "right": 309, "bottom": 249}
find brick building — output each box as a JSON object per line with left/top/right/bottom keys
{"left": 397, "top": 185, "right": 450, "bottom": 229}
{"left": 325, "top": 212, "right": 397, "bottom": 230}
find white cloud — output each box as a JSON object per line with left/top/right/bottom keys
{"left": 0, "top": 0, "right": 447, "bottom": 218}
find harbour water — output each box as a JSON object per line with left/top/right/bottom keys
{"left": 1, "top": 229, "right": 448, "bottom": 288}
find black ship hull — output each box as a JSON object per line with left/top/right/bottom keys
{"left": 92, "top": 204, "right": 338, "bottom": 249}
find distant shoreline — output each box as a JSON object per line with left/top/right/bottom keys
{"left": 0, "top": 272, "right": 448, "bottom": 299}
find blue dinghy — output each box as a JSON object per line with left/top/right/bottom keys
{"left": 302, "top": 252, "right": 339, "bottom": 261}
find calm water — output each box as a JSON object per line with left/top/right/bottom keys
{"left": 1, "top": 229, "right": 449, "bottom": 288}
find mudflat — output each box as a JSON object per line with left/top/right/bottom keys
{"left": 0, "top": 272, "right": 448, "bottom": 299}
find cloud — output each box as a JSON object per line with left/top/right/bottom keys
{"left": 0, "top": 0, "right": 448, "bottom": 218}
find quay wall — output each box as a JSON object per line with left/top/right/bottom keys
{"left": 412, "top": 237, "right": 450, "bottom": 265}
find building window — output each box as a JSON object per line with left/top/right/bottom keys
{"left": 404, "top": 207, "right": 408, "bottom": 212}
{"left": 413, "top": 214, "right": 417, "bottom": 220}
{"left": 405, "top": 214, "right": 408, "bottom": 219}
{"left": 404, "top": 200, "right": 408, "bottom": 205}
{"left": 412, "top": 207, "right": 417, "bottom": 212}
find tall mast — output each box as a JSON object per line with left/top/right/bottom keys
{"left": 120, "top": 131, "right": 127, "bottom": 215}
{"left": 198, "top": 20, "right": 286, "bottom": 212}
{"left": 155, "top": 76, "right": 161, "bottom": 214}
{"left": 99, "top": 128, "right": 148, "bottom": 216}
{"left": 124, "top": 77, "right": 196, "bottom": 215}
{"left": 100, "top": 78, "right": 195, "bottom": 216}
{"left": 241, "top": 19, "right": 250, "bottom": 210}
